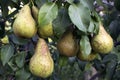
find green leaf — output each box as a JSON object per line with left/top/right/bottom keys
{"left": 12, "top": 0, "right": 18, "bottom": 3}
{"left": 88, "top": 19, "right": 95, "bottom": 33}
{"left": 35, "top": 0, "right": 49, "bottom": 8}
{"left": 38, "top": 2, "right": 58, "bottom": 26}
{"left": 102, "top": 54, "right": 118, "bottom": 63}
{"left": 77, "top": 59, "right": 87, "bottom": 71}
{"left": 80, "top": 36, "right": 91, "bottom": 56}
{"left": 1, "top": 44, "right": 14, "bottom": 66}
{"left": 53, "top": 7, "right": 71, "bottom": 38}
{"left": 15, "top": 68, "right": 31, "bottom": 80}
{"left": 88, "top": 11, "right": 100, "bottom": 34}
{"left": 10, "top": 34, "right": 29, "bottom": 45}
{"left": 58, "top": 56, "right": 68, "bottom": 67}
{"left": 105, "top": 60, "right": 117, "bottom": 80}
{"left": 8, "top": 57, "right": 18, "bottom": 71}
{"left": 80, "top": 0, "right": 94, "bottom": 10}
{"left": 66, "top": 0, "right": 74, "bottom": 4}
{"left": 68, "top": 3, "right": 90, "bottom": 33}
{"left": 15, "top": 52, "right": 26, "bottom": 68}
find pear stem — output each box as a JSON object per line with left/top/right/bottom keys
{"left": 30, "top": 0, "right": 34, "bottom": 6}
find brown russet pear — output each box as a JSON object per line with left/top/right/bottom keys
{"left": 13, "top": 4, "right": 37, "bottom": 38}
{"left": 91, "top": 24, "right": 113, "bottom": 54}
{"left": 32, "top": 5, "right": 39, "bottom": 22}
{"left": 29, "top": 38, "right": 54, "bottom": 78}
{"left": 57, "top": 30, "right": 79, "bottom": 57}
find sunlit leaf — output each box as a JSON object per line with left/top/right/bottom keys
{"left": 68, "top": 3, "right": 90, "bottom": 33}
{"left": 80, "top": 36, "right": 91, "bottom": 56}
{"left": 38, "top": 2, "right": 58, "bottom": 26}
{"left": 80, "top": 0, "right": 94, "bottom": 10}
{"left": 66, "top": 0, "right": 74, "bottom": 4}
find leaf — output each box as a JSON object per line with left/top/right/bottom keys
{"left": 88, "top": 19, "right": 99, "bottom": 34}
{"left": 15, "top": 52, "right": 26, "bottom": 68}
{"left": 53, "top": 7, "right": 71, "bottom": 38}
{"left": 8, "top": 57, "right": 18, "bottom": 71}
{"left": 77, "top": 59, "right": 87, "bottom": 71}
{"left": 38, "top": 2, "right": 58, "bottom": 26}
{"left": 109, "top": 20, "right": 120, "bottom": 40}
{"left": 91, "top": 11, "right": 100, "bottom": 33}
{"left": 105, "top": 60, "right": 117, "bottom": 80}
{"left": 102, "top": 54, "right": 118, "bottom": 63}
{"left": 80, "top": 36, "right": 91, "bottom": 56}
{"left": 88, "top": 19, "right": 95, "bottom": 33}
{"left": 1, "top": 44, "right": 14, "bottom": 66}
{"left": 80, "top": 0, "right": 94, "bottom": 10}
{"left": 68, "top": 3, "right": 90, "bottom": 33}
{"left": 12, "top": 0, "right": 18, "bottom": 3}
{"left": 15, "top": 68, "right": 31, "bottom": 80}
{"left": 66, "top": 0, "right": 74, "bottom": 4}
{"left": 35, "top": 0, "right": 48, "bottom": 8}
{"left": 9, "top": 34, "right": 29, "bottom": 45}
{"left": 58, "top": 56, "right": 68, "bottom": 67}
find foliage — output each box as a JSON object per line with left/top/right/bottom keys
{"left": 0, "top": 0, "right": 120, "bottom": 80}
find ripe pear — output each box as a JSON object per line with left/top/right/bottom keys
{"left": 77, "top": 51, "right": 97, "bottom": 61}
{"left": 32, "top": 5, "right": 39, "bottom": 22}
{"left": 29, "top": 38, "right": 54, "bottom": 78}
{"left": 13, "top": 4, "right": 37, "bottom": 38}
{"left": 37, "top": 22, "right": 53, "bottom": 38}
{"left": 91, "top": 24, "right": 113, "bottom": 54}
{"left": 57, "top": 30, "right": 79, "bottom": 57}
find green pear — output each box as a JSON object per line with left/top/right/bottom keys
{"left": 32, "top": 5, "right": 39, "bottom": 22}
{"left": 37, "top": 22, "right": 53, "bottom": 38}
{"left": 29, "top": 38, "right": 54, "bottom": 78}
{"left": 77, "top": 51, "right": 97, "bottom": 61}
{"left": 13, "top": 4, "right": 37, "bottom": 38}
{"left": 91, "top": 24, "right": 113, "bottom": 54}
{"left": 57, "top": 30, "right": 79, "bottom": 57}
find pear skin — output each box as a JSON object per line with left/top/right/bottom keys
{"left": 57, "top": 30, "right": 79, "bottom": 57}
{"left": 13, "top": 4, "right": 37, "bottom": 38}
{"left": 77, "top": 51, "right": 97, "bottom": 61}
{"left": 29, "top": 38, "right": 54, "bottom": 78}
{"left": 91, "top": 24, "right": 113, "bottom": 54}
{"left": 38, "top": 22, "right": 53, "bottom": 38}
{"left": 32, "top": 5, "right": 39, "bottom": 22}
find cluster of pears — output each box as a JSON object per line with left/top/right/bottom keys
{"left": 13, "top": 4, "right": 54, "bottom": 78}
{"left": 12, "top": 2, "right": 114, "bottom": 78}
{"left": 57, "top": 23, "right": 113, "bottom": 61}
{"left": 13, "top": 4, "right": 53, "bottom": 39}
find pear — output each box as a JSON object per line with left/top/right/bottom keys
{"left": 38, "top": 22, "right": 53, "bottom": 38}
{"left": 13, "top": 4, "right": 37, "bottom": 38}
{"left": 57, "top": 30, "right": 79, "bottom": 57}
{"left": 32, "top": 5, "right": 39, "bottom": 22}
{"left": 91, "top": 24, "right": 113, "bottom": 54}
{"left": 29, "top": 38, "right": 54, "bottom": 78}
{"left": 77, "top": 51, "right": 97, "bottom": 61}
